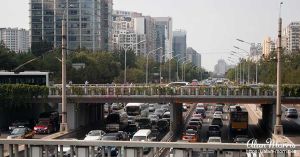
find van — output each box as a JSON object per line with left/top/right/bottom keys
{"left": 132, "top": 129, "right": 152, "bottom": 142}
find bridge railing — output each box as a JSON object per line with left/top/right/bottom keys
{"left": 49, "top": 85, "right": 277, "bottom": 97}
{"left": 0, "top": 139, "right": 298, "bottom": 157}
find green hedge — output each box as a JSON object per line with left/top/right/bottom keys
{"left": 0, "top": 84, "right": 49, "bottom": 109}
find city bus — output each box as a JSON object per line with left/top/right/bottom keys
{"left": 124, "top": 103, "right": 149, "bottom": 117}
{"left": 229, "top": 106, "right": 248, "bottom": 138}
{"left": 0, "top": 71, "right": 52, "bottom": 86}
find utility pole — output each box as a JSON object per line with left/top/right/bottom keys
{"left": 274, "top": 2, "right": 283, "bottom": 135}
{"left": 60, "top": 14, "right": 68, "bottom": 132}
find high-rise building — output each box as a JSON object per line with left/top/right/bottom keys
{"left": 214, "top": 59, "right": 227, "bottom": 76}
{"left": 30, "top": 0, "right": 112, "bottom": 52}
{"left": 282, "top": 22, "right": 300, "bottom": 53}
{"left": 186, "top": 47, "right": 201, "bottom": 68}
{"left": 100, "top": 0, "right": 113, "bottom": 51}
{"left": 262, "top": 37, "right": 275, "bottom": 58}
{"left": 154, "top": 17, "right": 173, "bottom": 61}
{"left": 0, "top": 28, "right": 30, "bottom": 53}
{"left": 172, "top": 30, "right": 186, "bottom": 59}
{"left": 112, "top": 10, "right": 146, "bottom": 56}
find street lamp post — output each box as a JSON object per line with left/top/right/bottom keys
{"left": 160, "top": 54, "right": 168, "bottom": 84}
{"left": 234, "top": 46, "right": 251, "bottom": 84}
{"left": 169, "top": 54, "right": 180, "bottom": 82}
{"left": 274, "top": 2, "right": 284, "bottom": 135}
{"left": 177, "top": 57, "right": 187, "bottom": 81}
{"left": 146, "top": 47, "right": 162, "bottom": 85}
{"left": 60, "top": 6, "right": 68, "bottom": 132}
{"left": 123, "top": 40, "right": 145, "bottom": 84}
{"left": 231, "top": 52, "right": 245, "bottom": 84}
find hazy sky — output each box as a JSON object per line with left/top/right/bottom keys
{"left": 0, "top": 0, "right": 299, "bottom": 71}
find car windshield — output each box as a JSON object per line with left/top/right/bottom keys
{"left": 102, "top": 136, "right": 117, "bottom": 141}
{"left": 185, "top": 130, "right": 197, "bottom": 135}
{"left": 155, "top": 109, "right": 163, "bottom": 114}
{"left": 132, "top": 136, "right": 146, "bottom": 141}
{"left": 163, "top": 113, "right": 170, "bottom": 118}
{"left": 37, "top": 121, "right": 49, "bottom": 126}
{"left": 288, "top": 109, "right": 297, "bottom": 112}
{"left": 189, "top": 122, "right": 199, "bottom": 125}
{"left": 212, "top": 118, "right": 222, "bottom": 124}
{"left": 11, "top": 128, "right": 26, "bottom": 135}
{"left": 209, "top": 126, "right": 220, "bottom": 131}
{"left": 209, "top": 138, "right": 220, "bottom": 142}
{"left": 88, "top": 131, "right": 102, "bottom": 136}
{"left": 149, "top": 115, "right": 158, "bottom": 119}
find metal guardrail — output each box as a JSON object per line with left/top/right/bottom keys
{"left": 49, "top": 85, "right": 277, "bottom": 97}
{"left": 0, "top": 139, "right": 299, "bottom": 157}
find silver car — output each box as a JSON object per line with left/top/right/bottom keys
{"left": 285, "top": 108, "right": 298, "bottom": 118}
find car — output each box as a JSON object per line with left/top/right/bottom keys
{"left": 182, "top": 129, "right": 199, "bottom": 142}
{"left": 196, "top": 103, "right": 208, "bottom": 110}
{"left": 9, "top": 120, "right": 34, "bottom": 132}
{"left": 213, "top": 111, "right": 223, "bottom": 119}
{"left": 148, "top": 103, "right": 156, "bottom": 112}
{"left": 285, "top": 108, "right": 298, "bottom": 118}
{"left": 127, "top": 124, "right": 138, "bottom": 138}
{"left": 215, "top": 105, "right": 224, "bottom": 113}
{"left": 7, "top": 126, "right": 34, "bottom": 139}
{"left": 166, "top": 82, "right": 189, "bottom": 87}
{"left": 136, "top": 117, "right": 151, "bottom": 129}
{"left": 207, "top": 125, "right": 221, "bottom": 137}
{"left": 234, "top": 135, "right": 249, "bottom": 143}
{"left": 111, "top": 103, "right": 123, "bottom": 110}
{"left": 157, "top": 119, "right": 169, "bottom": 132}
{"left": 128, "top": 116, "right": 136, "bottom": 125}
{"left": 162, "top": 111, "right": 171, "bottom": 123}
{"left": 84, "top": 130, "right": 106, "bottom": 141}
{"left": 183, "top": 103, "right": 190, "bottom": 108}
{"left": 195, "top": 107, "right": 206, "bottom": 118}
{"left": 34, "top": 120, "right": 55, "bottom": 134}
{"left": 189, "top": 117, "right": 203, "bottom": 124}
{"left": 208, "top": 136, "right": 221, "bottom": 143}
{"left": 186, "top": 121, "right": 202, "bottom": 132}
{"left": 211, "top": 118, "right": 223, "bottom": 127}
{"left": 161, "top": 104, "right": 170, "bottom": 112}
{"left": 182, "top": 104, "right": 188, "bottom": 112}
{"left": 148, "top": 114, "right": 159, "bottom": 125}
{"left": 154, "top": 109, "right": 164, "bottom": 118}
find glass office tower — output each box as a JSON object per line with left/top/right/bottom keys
{"left": 30, "top": 0, "right": 111, "bottom": 51}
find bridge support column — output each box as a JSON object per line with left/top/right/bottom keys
{"left": 170, "top": 103, "right": 183, "bottom": 135}
{"left": 261, "top": 104, "right": 276, "bottom": 132}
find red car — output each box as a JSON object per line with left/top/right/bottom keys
{"left": 34, "top": 120, "right": 55, "bottom": 134}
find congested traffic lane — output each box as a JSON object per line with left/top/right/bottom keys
{"left": 281, "top": 104, "right": 300, "bottom": 144}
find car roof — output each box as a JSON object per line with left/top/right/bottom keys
{"left": 133, "top": 129, "right": 151, "bottom": 137}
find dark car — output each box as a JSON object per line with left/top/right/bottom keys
{"left": 9, "top": 120, "right": 35, "bottom": 132}
{"left": 207, "top": 125, "right": 221, "bottom": 137}
{"left": 154, "top": 109, "right": 164, "bottom": 118}
{"left": 186, "top": 121, "right": 202, "bottom": 132}
{"left": 285, "top": 108, "right": 298, "bottom": 118}
{"left": 148, "top": 103, "right": 156, "bottom": 112}
{"left": 211, "top": 118, "right": 223, "bottom": 128}
{"left": 162, "top": 111, "right": 171, "bottom": 123}
{"left": 157, "top": 119, "right": 169, "bottom": 132}
{"left": 137, "top": 117, "right": 151, "bottom": 129}
{"left": 126, "top": 124, "right": 138, "bottom": 138}
{"left": 215, "top": 105, "right": 224, "bottom": 113}
{"left": 195, "top": 107, "right": 206, "bottom": 118}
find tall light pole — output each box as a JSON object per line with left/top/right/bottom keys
{"left": 60, "top": 4, "right": 69, "bottom": 132}
{"left": 231, "top": 52, "right": 245, "bottom": 84}
{"left": 123, "top": 40, "right": 145, "bottom": 84}
{"left": 182, "top": 60, "right": 191, "bottom": 81}
{"left": 177, "top": 57, "right": 187, "bottom": 81}
{"left": 234, "top": 46, "right": 251, "bottom": 84}
{"left": 168, "top": 52, "right": 177, "bottom": 83}
{"left": 236, "top": 39, "right": 259, "bottom": 84}
{"left": 146, "top": 47, "right": 162, "bottom": 85}
{"left": 160, "top": 54, "right": 168, "bottom": 84}
{"left": 274, "top": 2, "right": 283, "bottom": 135}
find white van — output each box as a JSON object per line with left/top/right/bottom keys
{"left": 132, "top": 129, "right": 153, "bottom": 156}
{"left": 132, "top": 129, "right": 152, "bottom": 141}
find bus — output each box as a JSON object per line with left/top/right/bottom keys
{"left": 105, "top": 112, "right": 128, "bottom": 132}
{"left": 229, "top": 106, "right": 248, "bottom": 138}
{"left": 0, "top": 71, "right": 52, "bottom": 86}
{"left": 124, "top": 103, "right": 149, "bottom": 117}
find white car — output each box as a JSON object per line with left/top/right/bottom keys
{"left": 208, "top": 137, "right": 221, "bottom": 143}
{"left": 84, "top": 130, "right": 106, "bottom": 141}
{"left": 213, "top": 111, "right": 223, "bottom": 119}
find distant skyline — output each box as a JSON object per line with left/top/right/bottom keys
{"left": 1, "top": 0, "right": 300, "bottom": 71}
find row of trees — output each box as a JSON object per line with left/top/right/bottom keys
{"left": 226, "top": 49, "right": 300, "bottom": 84}
{"left": 0, "top": 41, "right": 209, "bottom": 84}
